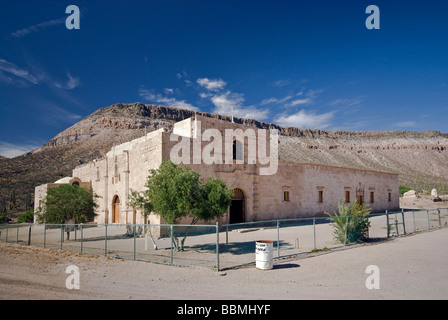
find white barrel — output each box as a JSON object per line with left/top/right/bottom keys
{"left": 255, "top": 240, "right": 274, "bottom": 270}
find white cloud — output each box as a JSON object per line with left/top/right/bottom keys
{"left": 197, "top": 78, "right": 227, "bottom": 91}
{"left": 139, "top": 88, "right": 199, "bottom": 111}
{"left": 176, "top": 71, "right": 187, "bottom": 79}
{"left": 10, "top": 17, "right": 66, "bottom": 38}
{"left": 54, "top": 72, "right": 81, "bottom": 90}
{"left": 271, "top": 79, "right": 291, "bottom": 87}
{"left": 286, "top": 98, "right": 311, "bottom": 107}
{"left": 210, "top": 91, "right": 269, "bottom": 121}
{"left": 66, "top": 73, "right": 80, "bottom": 89}
{"left": 260, "top": 95, "right": 293, "bottom": 106}
{"left": 328, "top": 98, "right": 362, "bottom": 108}
{"left": 196, "top": 76, "right": 270, "bottom": 121}
{"left": 0, "top": 58, "right": 39, "bottom": 85}
{"left": 274, "top": 109, "right": 335, "bottom": 129}
{"left": 0, "top": 141, "right": 40, "bottom": 158}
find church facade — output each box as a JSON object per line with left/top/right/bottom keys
{"left": 35, "top": 115, "right": 399, "bottom": 225}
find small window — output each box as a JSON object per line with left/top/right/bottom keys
{"left": 370, "top": 191, "right": 375, "bottom": 204}
{"left": 388, "top": 192, "right": 392, "bottom": 202}
{"left": 318, "top": 190, "right": 323, "bottom": 203}
{"left": 283, "top": 191, "right": 289, "bottom": 202}
{"left": 114, "top": 164, "right": 119, "bottom": 177}
{"left": 345, "top": 190, "right": 350, "bottom": 203}
{"left": 233, "top": 140, "right": 243, "bottom": 161}
{"left": 96, "top": 169, "right": 100, "bottom": 181}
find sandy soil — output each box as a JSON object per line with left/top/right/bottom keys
{"left": 400, "top": 194, "right": 448, "bottom": 210}
{"left": 1, "top": 195, "right": 447, "bottom": 301}
{"left": 1, "top": 226, "right": 448, "bottom": 300}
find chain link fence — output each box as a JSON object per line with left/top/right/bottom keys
{"left": 1, "top": 208, "right": 447, "bottom": 270}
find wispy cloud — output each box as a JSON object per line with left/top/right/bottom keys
{"left": 210, "top": 91, "right": 270, "bottom": 121}
{"left": 54, "top": 72, "right": 81, "bottom": 90}
{"left": 271, "top": 79, "right": 291, "bottom": 87}
{"left": 328, "top": 98, "right": 363, "bottom": 108}
{"left": 274, "top": 109, "right": 335, "bottom": 129}
{"left": 285, "top": 98, "right": 312, "bottom": 107}
{"left": 197, "top": 77, "right": 270, "bottom": 121}
{"left": 10, "top": 17, "right": 66, "bottom": 38}
{"left": 139, "top": 88, "right": 199, "bottom": 111}
{"left": 394, "top": 121, "right": 417, "bottom": 128}
{"left": 0, "top": 58, "right": 39, "bottom": 85}
{"left": 260, "top": 95, "right": 293, "bottom": 106}
{"left": 36, "top": 100, "right": 82, "bottom": 127}
{"left": 0, "top": 141, "right": 41, "bottom": 158}
{"left": 197, "top": 78, "right": 227, "bottom": 91}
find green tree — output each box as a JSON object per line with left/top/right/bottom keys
{"left": 17, "top": 210, "right": 34, "bottom": 223}
{"left": 143, "top": 160, "right": 233, "bottom": 250}
{"left": 36, "top": 184, "right": 98, "bottom": 225}
{"left": 128, "top": 189, "right": 157, "bottom": 249}
{"left": 325, "top": 200, "right": 371, "bottom": 244}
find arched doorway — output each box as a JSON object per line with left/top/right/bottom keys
{"left": 229, "top": 188, "right": 245, "bottom": 224}
{"left": 112, "top": 195, "right": 120, "bottom": 223}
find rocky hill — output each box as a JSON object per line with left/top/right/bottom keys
{"left": 1, "top": 102, "right": 447, "bottom": 215}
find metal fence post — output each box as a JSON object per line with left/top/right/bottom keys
{"left": 170, "top": 224, "right": 173, "bottom": 265}
{"left": 216, "top": 222, "right": 220, "bottom": 271}
{"left": 386, "top": 210, "right": 389, "bottom": 238}
{"left": 43, "top": 224, "right": 46, "bottom": 248}
{"left": 60, "top": 225, "right": 63, "bottom": 250}
{"left": 438, "top": 209, "right": 441, "bottom": 227}
{"left": 313, "top": 217, "right": 316, "bottom": 250}
{"left": 105, "top": 224, "right": 108, "bottom": 256}
{"left": 344, "top": 216, "right": 348, "bottom": 246}
{"left": 401, "top": 209, "right": 406, "bottom": 235}
{"left": 27, "top": 225, "right": 31, "bottom": 245}
{"left": 427, "top": 210, "right": 430, "bottom": 230}
{"left": 80, "top": 223, "right": 84, "bottom": 253}
{"left": 5, "top": 224, "right": 8, "bottom": 242}
{"left": 133, "top": 223, "right": 136, "bottom": 261}
{"left": 412, "top": 210, "right": 416, "bottom": 232}
{"left": 277, "top": 219, "right": 280, "bottom": 258}
{"left": 16, "top": 224, "right": 19, "bottom": 243}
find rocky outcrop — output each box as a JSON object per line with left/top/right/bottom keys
{"left": 2, "top": 102, "right": 448, "bottom": 213}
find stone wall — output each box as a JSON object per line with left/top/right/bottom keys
{"left": 56, "top": 115, "right": 400, "bottom": 230}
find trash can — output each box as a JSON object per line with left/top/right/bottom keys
{"left": 256, "top": 240, "right": 274, "bottom": 270}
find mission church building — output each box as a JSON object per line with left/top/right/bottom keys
{"left": 35, "top": 114, "right": 399, "bottom": 225}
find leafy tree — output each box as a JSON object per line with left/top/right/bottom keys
{"left": 36, "top": 184, "right": 98, "bottom": 225}
{"left": 128, "top": 189, "right": 157, "bottom": 249}
{"left": 145, "top": 160, "right": 201, "bottom": 225}
{"left": 17, "top": 210, "right": 34, "bottom": 223}
{"left": 325, "top": 200, "right": 371, "bottom": 244}
{"left": 142, "top": 160, "right": 233, "bottom": 250}
{"left": 128, "top": 190, "right": 153, "bottom": 223}
{"left": 192, "top": 177, "right": 234, "bottom": 224}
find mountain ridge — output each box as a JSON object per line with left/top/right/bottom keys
{"left": 1, "top": 102, "right": 447, "bottom": 215}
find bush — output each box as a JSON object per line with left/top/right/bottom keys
{"left": 325, "top": 201, "right": 371, "bottom": 244}
{"left": 0, "top": 211, "right": 7, "bottom": 224}
{"left": 17, "top": 211, "right": 34, "bottom": 223}
{"left": 399, "top": 186, "right": 412, "bottom": 197}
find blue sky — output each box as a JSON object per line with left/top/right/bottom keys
{"left": 1, "top": 0, "right": 448, "bottom": 158}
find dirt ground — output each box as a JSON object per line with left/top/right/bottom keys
{"left": 1, "top": 195, "right": 447, "bottom": 301}
{"left": 0, "top": 227, "right": 447, "bottom": 300}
